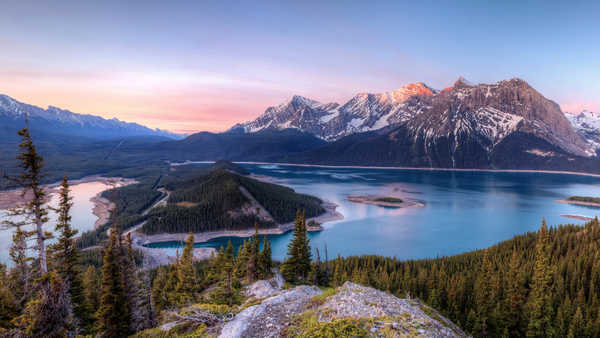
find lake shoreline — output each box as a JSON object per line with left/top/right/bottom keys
{"left": 0, "top": 175, "right": 138, "bottom": 210}
{"left": 233, "top": 161, "right": 600, "bottom": 179}
{"left": 132, "top": 200, "right": 343, "bottom": 247}
{"left": 556, "top": 199, "right": 600, "bottom": 208}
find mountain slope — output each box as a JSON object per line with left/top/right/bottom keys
{"left": 232, "top": 78, "right": 592, "bottom": 162}
{"left": 231, "top": 82, "right": 437, "bottom": 140}
{"left": 566, "top": 110, "right": 600, "bottom": 155}
{"left": 0, "top": 94, "right": 181, "bottom": 140}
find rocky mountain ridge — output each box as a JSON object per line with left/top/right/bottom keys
{"left": 232, "top": 78, "right": 593, "bottom": 159}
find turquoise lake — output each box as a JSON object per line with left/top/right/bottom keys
{"left": 146, "top": 164, "right": 600, "bottom": 261}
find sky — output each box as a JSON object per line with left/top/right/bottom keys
{"left": 1, "top": 0, "right": 599, "bottom": 134}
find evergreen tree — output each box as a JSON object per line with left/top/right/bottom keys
{"left": 151, "top": 266, "right": 170, "bottom": 313}
{"left": 8, "top": 226, "right": 30, "bottom": 310}
{"left": 211, "top": 241, "right": 241, "bottom": 305}
{"left": 0, "top": 265, "right": 18, "bottom": 328}
{"left": 567, "top": 307, "right": 584, "bottom": 338}
{"left": 235, "top": 240, "right": 249, "bottom": 279}
{"left": 13, "top": 271, "right": 73, "bottom": 337}
{"left": 281, "top": 210, "right": 312, "bottom": 283}
{"left": 505, "top": 246, "right": 524, "bottom": 337}
{"left": 246, "top": 222, "right": 260, "bottom": 282}
{"left": 82, "top": 266, "right": 100, "bottom": 317}
{"left": 526, "top": 219, "right": 554, "bottom": 338}
{"left": 12, "top": 127, "right": 51, "bottom": 276}
{"left": 52, "top": 176, "right": 89, "bottom": 330}
{"left": 96, "top": 224, "right": 131, "bottom": 336}
{"left": 121, "top": 233, "right": 142, "bottom": 333}
{"left": 258, "top": 235, "right": 272, "bottom": 279}
{"left": 134, "top": 271, "right": 156, "bottom": 332}
{"left": 176, "top": 233, "right": 197, "bottom": 305}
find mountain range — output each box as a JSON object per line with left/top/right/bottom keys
{"left": 2, "top": 77, "right": 600, "bottom": 180}
{"left": 0, "top": 94, "right": 182, "bottom": 141}
{"left": 229, "top": 78, "right": 600, "bottom": 170}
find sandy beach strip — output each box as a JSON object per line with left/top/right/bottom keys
{"left": 560, "top": 214, "right": 595, "bottom": 221}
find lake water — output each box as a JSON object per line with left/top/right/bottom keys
{"left": 146, "top": 164, "right": 600, "bottom": 261}
{"left": 0, "top": 181, "right": 111, "bottom": 264}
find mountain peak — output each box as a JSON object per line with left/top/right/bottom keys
{"left": 387, "top": 82, "right": 437, "bottom": 103}
{"left": 287, "top": 95, "right": 321, "bottom": 108}
{"left": 454, "top": 76, "right": 474, "bottom": 87}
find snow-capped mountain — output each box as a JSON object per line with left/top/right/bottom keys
{"left": 231, "top": 78, "right": 591, "bottom": 159}
{"left": 0, "top": 94, "right": 182, "bottom": 140}
{"left": 230, "top": 82, "right": 437, "bottom": 140}
{"left": 566, "top": 110, "right": 600, "bottom": 154}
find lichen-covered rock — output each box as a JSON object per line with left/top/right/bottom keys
{"left": 316, "top": 282, "right": 467, "bottom": 337}
{"left": 244, "top": 271, "right": 285, "bottom": 299}
{"left": 219, "top": 285, "right": 321, "bottom": 338}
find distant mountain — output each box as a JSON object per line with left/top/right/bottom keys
{"left": 277, "top": 78, "right": 600, "bottom": 171}
{"left": 566, "top": 110, "right": 600, "bottom": 155}
{"left": 230, "top": 82, "right": 438, "bottom": 140}
{"left": 231, "top": 79, "right": 592, "bottom": 161}
{"left": 157, "top": 128, "right": 327, "bottom": 162}
{"left": 0, "top": 94, "right": 182, "bottom": 141}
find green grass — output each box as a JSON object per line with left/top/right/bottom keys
{"left": 374, "top": 197, "right": 403, "bottom": 203}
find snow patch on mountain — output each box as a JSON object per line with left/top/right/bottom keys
{"left": 566, "top": 110, "right": 600, "bottom": 154}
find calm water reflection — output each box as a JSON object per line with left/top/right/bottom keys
{"left": 0, "top": 181, "right": 111, "bottom": 264}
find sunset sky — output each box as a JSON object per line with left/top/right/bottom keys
{"left": 2, "top": 0, "right": 599, "bottom": 134}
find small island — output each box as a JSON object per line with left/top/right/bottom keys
{"left": 557, "top": 196, "right": 600, "bottom": 207}
{"left": 347, "top": 195, "right": 424, "bottom": 208}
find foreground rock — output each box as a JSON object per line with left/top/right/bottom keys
{"left": 219, "top": 285, "right": 321, "bottom": 338}
{"left": 219, "top": 279, "right": 466, "bottom": 337}
{"left": 318, "top": 282, "right": 467, "bottom": 337}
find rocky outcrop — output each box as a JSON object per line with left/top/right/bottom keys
{"left": 319, "top": 282, "right": 467, "bottom": 337}
{"left": 219, "top": 279, "right": 467, "bottom": 338}
{"left": 219, "top": 285, "right": 321, "bottom": 338}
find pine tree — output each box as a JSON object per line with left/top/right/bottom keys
{"left": 12, "top": 127, "right": 50, "bottom": 276}
{"left": 176, "top": 233, "right": 197, "bottom": 305}
{"left": 211, "top": 241, "right": 241, "bottom": 305}
{"left": 258, "top": 235, "right": 272, "bottom": 279}
{"left": 505, "top": 246, "right": 524, "bottom": 337}
{"left": 13, "top": 271, "right": 73, "bottom": 337}
{"left": 281, "top": 210, "right": 312, "bottom": 283}
{"left": 52, "top": 176, "right": 89, "bottom": 330}
{"left": 526, "top": 218, "right": 554, "bottom": 338}
{"left": 567, "top": 307, "right": 584, "bottom": 338}
{"left": 247, "top": 222, "right": 260, "bottom": 282}
{"left": 8, "top": 226, "right": 30, "bottom": 310}
{"left": 0, "top": 265, "right": 18, "bottom": 328}
{"left": 151, "top": 267, "right": 170, "bottom": 313}
{"left": 134, "top": 271, "right": 156, "bottom": 332}
{"left": 82, "top": 265, "right": 100, "bottom": 317}
{"left": 121, "top": 233, "right": 142, "bottom": 333}
{"left": 235, "top": 240, "right": 249, "bottom": 279}
{"left": 96, "top": 224, "right": 131, "bottom": 336}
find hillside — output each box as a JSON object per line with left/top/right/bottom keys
{"left": 141, "top": 169, "right": 325, "bottom": 235}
